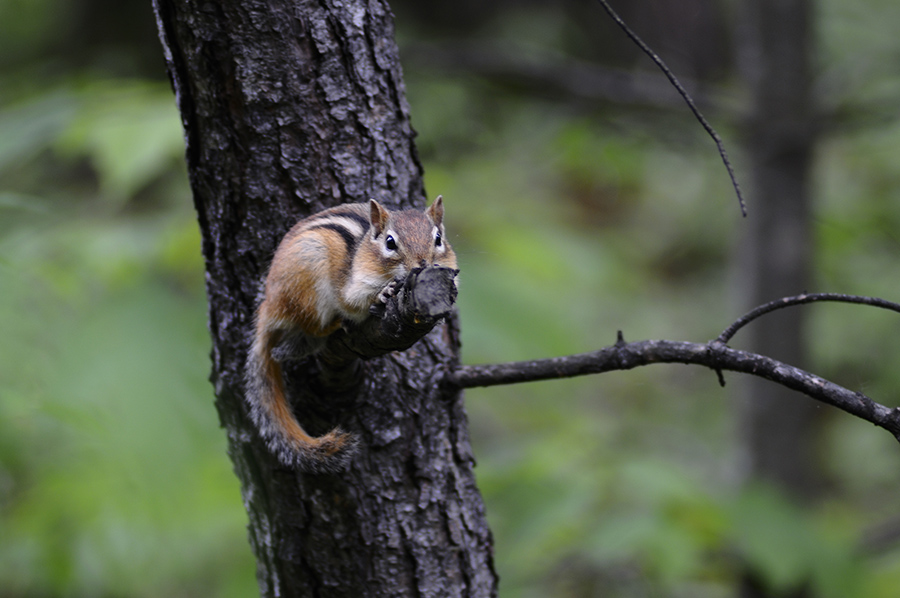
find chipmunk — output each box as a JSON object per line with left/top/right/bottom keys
{"left": 246, "top": 197, "right": 458, "bottom": 471}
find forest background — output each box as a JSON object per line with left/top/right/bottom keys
{"left": 2, "top": 0, "right": 900, "bottom": 596}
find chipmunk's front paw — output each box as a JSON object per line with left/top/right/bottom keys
{"left": 377, "top": 279, "right": 401, "bottom": 304}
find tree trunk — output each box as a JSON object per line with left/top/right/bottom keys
{"left": 152, "top": 0, "right": 498, "bottom": 595}
{"left": 737, "top": 0, "right": 819, "bottom": 500}
{"left": 735, "top": 0, "right": 819, "bottom": 595}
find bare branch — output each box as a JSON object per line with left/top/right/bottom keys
{"left": 716, "top": 292, "right": 900, "bottom": 344}
{"left": 450, "top": 337, "right": 900, "bottom": 444}
{"left": 594, "top": 0, "right": 747, "bottom": 216}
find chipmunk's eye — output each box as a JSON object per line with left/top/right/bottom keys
{"left": 385, "top": 235, "right": 398, "bottom": 251}
{"left": 434, "top": 231, "right": 443, "bottom": 247}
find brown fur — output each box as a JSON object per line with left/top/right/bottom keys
{"left": 246, "top": 198, "right": 457, "bottom": 471}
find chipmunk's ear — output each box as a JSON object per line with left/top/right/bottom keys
{"left": 426, "top": 195, "right": 444, "bottom": 227}
{"left": 369, "top": 199, "right": 390, "bottom": 237}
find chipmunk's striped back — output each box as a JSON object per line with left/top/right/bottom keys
{"left": 246, "top": 198, "right": 457, "bottom": 471}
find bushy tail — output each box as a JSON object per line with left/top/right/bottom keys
{"left": 245, "top": 333, "right": 357, "bottom": 472}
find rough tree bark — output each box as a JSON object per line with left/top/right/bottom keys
{"left": 152, "top": 0, "right": 497, "bottom": 595}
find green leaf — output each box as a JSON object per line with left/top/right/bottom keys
{"left": 55, "top": 82, "right": 185, "bottom": 201}
{"left": 730, "top": 484, "right": 815, "bottom": 591}
{"left": 0, "top": 91, "right": 78, "bottom": 171}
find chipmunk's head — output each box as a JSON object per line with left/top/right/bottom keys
{"left": 367, "top": 196, "right": 457, "bottom": 276}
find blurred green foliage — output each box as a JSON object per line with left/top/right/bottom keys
{"left": 2, "top": 0, "right": 900, "bottom": 596}
{"left": 0, "top": 12, "right": 257, "bottom": 590}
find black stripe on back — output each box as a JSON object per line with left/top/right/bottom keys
{"left": 309, "top": 223, "right": 361, "bottom": 256}
{"left": 306, "top": 206, "right": 370, "bottom": 229}
{"left": 336, "top": 209, "right": 370, "bottom": 230}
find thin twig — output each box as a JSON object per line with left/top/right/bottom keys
{"left": 595, "top": 0, "right": 747, "bottom": 217}
{"left": 716, "top": 293, "right": 900, "bottom": 344}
